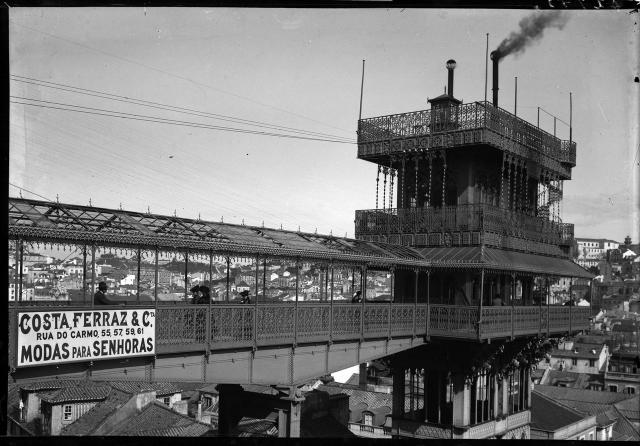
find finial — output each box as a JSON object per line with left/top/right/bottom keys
{"left": 315, "top": 228, "right": 317, "bottom": 234}
{"left": 280, "top": 223, "right": 283, "bottom": 230}
{"left": 174, "top": 209, "right": 177, "bottom": 217}
{"left": 198, "top": 213, "right": 201, "bottom": 221}
{"left": 19, "top": 190, "right": 22, "bottom": 198}
{"left": 242, "top": 218, "right": 245, "bottom": 225}
{"left": 56, "top": 194, "right": 59, "bottom": 203}
{"left": 298, "top": 225, "right": 301, "bottom": 232}
{"left": 89, "top": 198, "right": 92, "bottom": 207}
{"left": 345, "top": 232, "right": 348, "bottom": 238}
{"left": 262, "top": 220, "right": 264, "bottom": 228}
{"left": 330, "top": 230, "right": 333, "bottom": 236}
{"left": 221, "top": 216, "right": 224, "bottom": 223}
{"left": 119, "top": 203, "right": 122, "bottom": 210}
{"left": 147, "top": 206, "right": 150, "bottom": 214}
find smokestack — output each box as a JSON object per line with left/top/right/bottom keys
{"left": 491, "top": 51, "right": 500, "bottom": 107}
{"left": 446, "top": 59, "right": 457, "bottom": 98}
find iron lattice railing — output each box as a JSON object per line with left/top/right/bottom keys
{"left": 8, "top": 302, "right": 590, "bottom": 364}
{"left": 357, "top": 102, "right": 576, "bottom": 167}
{"left": 355, "top": 204, "right": 574, "bottom": 246}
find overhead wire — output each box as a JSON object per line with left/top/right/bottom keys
{"left": 11, "top": 97, "right": 356, "bottom": 144}
{"left": 10, "top": 75, "right": 355, "bottom": 143}
{"left": 9, "top": 19, "right": 354, "bottom": 135}
{"left": 10, "top": 109, "right": 313, "bottom": 226}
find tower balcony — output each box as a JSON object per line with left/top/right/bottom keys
{"left": 355, "top": 204, "right": 574, "bottom": 256}
{"left": 357, "top": 101, "right": 576, "bottom": 178}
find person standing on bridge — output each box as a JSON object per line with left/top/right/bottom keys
{"left": 94, "top": 281, "right": 117, "bottom": 305}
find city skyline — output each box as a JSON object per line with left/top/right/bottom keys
{"left": 9, "top": 8, "right": 639, "bottom": 243}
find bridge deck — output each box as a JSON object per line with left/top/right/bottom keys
{"left": 9, "top": 302, "right": 590, "bottom": 359}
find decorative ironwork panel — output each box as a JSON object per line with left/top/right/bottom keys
{"left": 539, "top": 307, "right": 549, "bottom": 332}
{"left": 297, "top": 304, "right": 331, "bottom": 341}
{"left": 256, "top": 304, "right": 295, "bottom": 342}
{"left": 210, "top": 306, "right": 254, "bottom": 344}
{"left": 332, "top": 303, "right": 362, "bottom": 338}
{"left": 572, "top": 307, "right": 591, "bottom": 331}
{"left": 480, "top": 307, "right": 512, "bottom": 338}
{"left": 156, "top": 306, "right": 207, "bottom": 345}
{"left": 363, "top": 304, "right": 390, "bottom": 337}
{"left": 429, "top": 304, "right": 477, "bottom": 338}
{"left": 512, "top": 307, "right": 540, "bottom": 336}
{"left": 390, "top": 304, "right": 414, "bottom": 336}
{"left": 548, "top": 306, "right": 569, "bottom": 332}
{"left": 415, "top": 304, "right": 428, "bottom": 336}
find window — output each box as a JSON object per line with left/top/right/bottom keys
{"left": 589, "top": 432, "right": 594, "bottom": 440}
{"left": 572, "top": 358, "right": 578, "bottom": 366}
{"left": 363, "top": 412, "right": 373, "bottom": 426}
{"left": 578, "top": 435, "right": 585, "bottom": 440}
{"left": 63, "top": 405, "right": 72, "bottom": 421}
{"left": 625, "top": 387, "right": 635, "bottom": 395}
{"left": 608, "top": 385, "right": 618, "bottom": 392}
{"left": 589, "top": 359, "right": 595, "bottom": 367}
{"left": 163, "top": 397, "right": 170, "bottom": 406}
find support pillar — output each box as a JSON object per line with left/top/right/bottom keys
{"left": 441, "top": 153, "right": 447, "bottom": 208}
{"left": 452, "top": 373, "right": 470, "bottom": 428}
{"left": 502, "top": 376, "right": 509, "bottom": 416}
{"left": 216, "top": 384, "right": 245, "bottom": 436}
{"left": 359, "top": 363, "right": 368, "bottom": 390}
{"left": 493, "top": 374, "right": 500, "bottom": 418}
{"left": 280, "top": 387, "right": 305, "bottom": 438}
{"left": 414, "top": 156, "right": 420, "bottom": 207}
{"left": 427, "top": 156, "right": 433, "bottom": 207}
{"left": 392, "top": 365, "right": 406, "bottom": 434}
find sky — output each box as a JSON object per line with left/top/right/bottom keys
{"left": 9, "top": 8, "right": 639, "bottom": 244}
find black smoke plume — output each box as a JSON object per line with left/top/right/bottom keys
{"left": 493, "top": 11, "right": 569, "bottom": 61}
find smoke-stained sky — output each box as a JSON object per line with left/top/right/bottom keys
{"left": 9, "top": 8, "right": 639, "bottom": 243}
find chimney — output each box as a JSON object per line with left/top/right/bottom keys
{"left": 446, "top": 59, "right": 457, "bottom": 98}
{"left": 490, "top": 51, "right": 500, "bottom": 107}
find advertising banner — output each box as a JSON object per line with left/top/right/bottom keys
{"left": 16, "top": 309, "right": 155, "bottom": 367}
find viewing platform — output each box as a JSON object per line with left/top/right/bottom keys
{"left": 355, "top": 204, "right": 574, "bottom": 255}
{"left": 357, "top": 101, "right": 576, "bottom": 179}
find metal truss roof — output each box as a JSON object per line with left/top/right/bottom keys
{"left": 8, "top": 197, "right": 427, "bottom": 268}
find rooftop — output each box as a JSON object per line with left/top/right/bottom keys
{"left": 108, "top": 401, "right": 213, "bottom": 436}
{"left": 530, "top": 391, "right": 589, "bottom": 432}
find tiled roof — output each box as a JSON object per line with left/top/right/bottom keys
{"left": 109, "top": 401, "right": 212, "bottom": 436}
{"left": 534, "top": 384, "right": 639, "bottom": 442}
{"left": 543, "top": 370, "right": 604, "bottom": 389}
{"left": 38, "top": 385, "right": 111, "bottom": 404}
{"left": 319, "top": 383, "right": 392, "bottom": 412}
{"left": 108, "top": 381, "right": 182, "bottom": 396}
{"left": 20, "top": 379, "right": 85, "bottom": 392}
{"left": 530, "top": 391, "right": 588, "bottom": 432}
{"left": 610, "top": 406, "right": 640, "bottom": 441}
{"left": 235, "top": 413, "right": 279, "bottom": 437}
{"left": 397, "top": 419, "right": 452, "bottom": 439}
{"left": 534, "top": 384, "right": 633, "bottom": 408}
{"left": 62, "top": 388, "right": 132, "bottom": 435}
{"left": 614, "top": 396, "right": 640, "bottom": 422}
{"left": 552, "top": 343, "right": 604, "bottom": 359}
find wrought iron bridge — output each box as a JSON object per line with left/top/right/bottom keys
{"left": 7, "top": 197, "right": 590, "bottom": 386}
